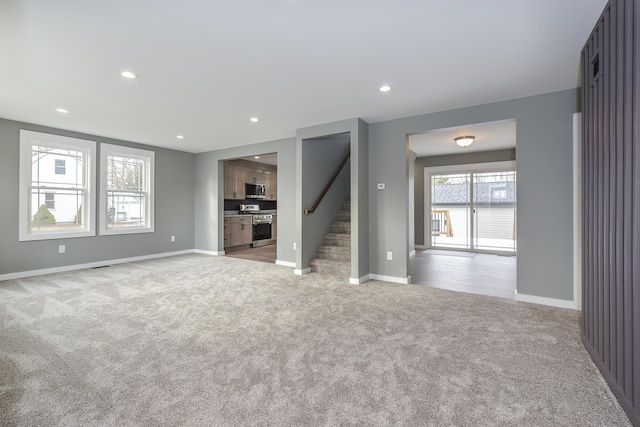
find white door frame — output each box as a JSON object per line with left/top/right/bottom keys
{"left": 424, "top": 160, "right": 517, "bottom": 252}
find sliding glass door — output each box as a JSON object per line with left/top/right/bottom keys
{"left": 473, "top": 171, "right": 516, "bottom": 252}
{"left": 431, "top": 173, "right": 471, "bottom": 249}
{"left": 429, "top": 168, "right": 516, "bottom": 254}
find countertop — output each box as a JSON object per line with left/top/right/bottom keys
{"left": 224, "top": 210, "right": 277, "bottom": 217}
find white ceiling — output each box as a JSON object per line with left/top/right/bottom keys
{"left": 409, "top": 120, "right": 517, "bottom": 157}
{"left": 0, "top": 0, "right": 606, "bottom": 154}
{"left": 236, "top": 153, "right": 278, "bottom": 166}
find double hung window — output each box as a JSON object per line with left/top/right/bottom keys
{"left": 19, "top": 130, "right": 96, "bottom": 241}
{"left": 99, "top": 144, "right": 155, "bottom": 235}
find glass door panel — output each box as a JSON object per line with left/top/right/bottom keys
{"left": 431, "top": 173, "right": 471, "bottom": 249}
{"left": 473, "top": 171, "right": 517, "bottom": 252}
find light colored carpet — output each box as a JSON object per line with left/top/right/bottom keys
{"left": 0, "top": 254, "right": 631, "bottom": 426}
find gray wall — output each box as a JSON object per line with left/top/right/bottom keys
{"left": 0, "top": 118, "right": 196, "bottom": 275}
{"left": 414, "top": 148, "right": 516, "bottom": 246}
{"left": 353, "top": 119, "right": 370, "bottom": 280}
{"left": 194, "top": 137, "right": 296, "bottom": 264}
{"left": 370, "top": 89, "right": 579, "bottom": 300}
{"left": 3, "top": 89, "right": 580, "bottom": 303}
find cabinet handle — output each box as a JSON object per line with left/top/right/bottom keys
{"left": 233, "top": 191, "right": 236, "bottom": 198}
{"left": 241, "top": 224, "right": 244, "bottom": 230}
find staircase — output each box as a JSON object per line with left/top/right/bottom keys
{"left": 310, "top": 198, "right": 351, "bottom": 278}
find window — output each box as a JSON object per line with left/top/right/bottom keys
{"left": 19, "top": 130, "right": 96, "bottom": 241}
{"left": 45, "top": 193, "right": 55, "bottom": 209}
{"left": 100, "top": 144, "right": 155, "bottom": 235}
{"left": 55, "top": 159, "right": 66, "bottom": 175}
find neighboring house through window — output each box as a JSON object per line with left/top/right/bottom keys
{"left": 99, "top": 143, "right": 155, "bottom": 235}
{"left": 44, "top": 193, "right": 55, "bottom": 209}
{"left": 19, "top": 130, "right": 96, "bottom": 241}
{"left": 55, "top": 159, "right": 66, "bottom": 174}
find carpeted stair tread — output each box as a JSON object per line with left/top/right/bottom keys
{"left": 317, "top": 245, "right": 351, "bottom": 260}
{"left": 330, "top": 221, "right": 351, "bottom": 234}
{"left": 310, "top": 258, "right": 350, "bottom": 275}
{"left": 324, "top": 233, "right": 350, "bottom": 247}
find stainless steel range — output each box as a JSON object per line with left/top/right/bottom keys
{"left": 239, "top": 204, "right": 273, "bottom": 247}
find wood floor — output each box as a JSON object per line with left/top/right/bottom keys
{"left": 225, "top": 244, "right": 277, "bottom": 263}
{"left": 226, "top": 245, "right": 516, "bottom": 300}
{"left": 410, "top": 249, "right": 516, "bottom": 300}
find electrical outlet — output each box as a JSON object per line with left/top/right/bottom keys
{"left": 377, "top": 183, "right": 386, "bottom": 190}
{"left": 59, "top": 245, "right": 66, "bottom": 254}
{"left": 293, "top": 242, "right": 297, "bottom": 250}
{"left": 386, "top": 251, "right": 392, "bottom": 261}
{"left": 171, "top": 235, "right": 176, "bottom": 242}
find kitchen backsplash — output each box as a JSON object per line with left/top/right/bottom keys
{"left": 224, "top": 199, "right": 277, "bottom": 211}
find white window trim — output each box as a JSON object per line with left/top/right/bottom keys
{"left": 99, "top": 143, "right": 155, "bottom": 235}
{"left": 19, "top": 130, "right": 96, "bottom": 241}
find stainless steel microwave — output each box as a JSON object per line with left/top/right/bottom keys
{"left": 245, "top": 183, "right": 266, "bottom": 199}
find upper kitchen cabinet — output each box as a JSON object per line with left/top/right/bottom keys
{"left": 246, "top": 167, "right": 265, "bottom": 185}
{"left": 224, "top": 163, "right": 245, "bottom": 200}
{"left": 264, "top": 170, "right": 277, "bottom": 200}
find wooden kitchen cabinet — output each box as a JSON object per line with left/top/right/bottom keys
{"left": 246, "top": 167, "right": 265, "bottom": 184}
{"left": 224, "top": 164, "right": 246, "bottom": 200}
{"left": 225, "top": 216, "right": 252, "bottom": 248}
{"left": 264, "top": 171, "right": 277, "bottom": 200}
{"left": 224, "top": 218, "right": 231, "bottom": 247}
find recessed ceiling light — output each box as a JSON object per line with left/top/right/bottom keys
{"left": 121, "top": 71, "right": 137, "bottom": 79}
{"left": 55, "top": 108, "right": 69, "bottom": 114}
{"left": 379, "top": 85, "right": 391, "bottom": 92}
{"left": 254, "top": 156, "right": 260, "bottom": 159}
{"left": 177, "top": 135, "right": 185, "bottom": 139}
{"left": 250, "top": 117, "right": 260, "bottom": 123}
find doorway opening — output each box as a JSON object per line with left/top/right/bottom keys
{"left": 408, "top": 119, "right": 517, "bottom": 299}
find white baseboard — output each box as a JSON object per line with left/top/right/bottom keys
{"left": 193, "top": 249, "right": 225, "bottom": 256}
{"left": 349, "top": 274, "right": 371, "bottom": 285}
{"left": 276, "top": 260, "right": 296, "bottom": 268}
{"left": 415, "top": 245, "right": 427, "bottom": 250}
{"left": 515, "top": 292, "right": 579, "bottom": 310}
{"left": 409, "top": 250, "right": 416, "bottom": 257}
{"left": 369, "top": 274, "right": 411, "bottom": 285}
{"left": 294, "top": 268, "right": 311, "bottom": 275}
{"left": 0, "top": 249, "right": 196, "bottom": 281}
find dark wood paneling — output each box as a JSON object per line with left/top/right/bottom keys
{"left": 581, "top": 1, "right": 639, "bottom": 425}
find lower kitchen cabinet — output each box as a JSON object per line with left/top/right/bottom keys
{"left": 224, "top": 216, "right": 252, "bottom": 248}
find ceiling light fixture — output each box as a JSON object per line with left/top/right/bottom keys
{"left": 55, "top": 108, "right": 69, "bottom": 114}
{"left": 177, "top": 135, "right": 184, "bottom": 139}
{"left": 455, "top": 136, "right": 475, "bottom": 147}
{"left": 121, "top": 71, "right": 137, "bottom": 79}
{"left": 254, "top": 156, "right": 260, "bottom": 159}
{"left": 379, "top": 85, "right": 391, "bottom": 92}
{"left": 250, "top": 117, "right": 260, "bottom": 123}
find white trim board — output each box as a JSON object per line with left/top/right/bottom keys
{"left": 194, "top": 249, "right": 225, "bottom": 256}
{"left": 0, "top": 250, "right": 195, "bottom": 281}
{"left": 573, "top": 113, "right": 582, "bottom": 311}
{"left": 515, "top": 292, "right": 579, "bottom": 310}
{"left": 276, "top": 260, "right": 296, "bottom": 268}
{"left": 349, "top": 275, "right": 371, "bottom": 285}
{"left": 369, "top": 274, "right": 411, "bottom": 285}
{"left": 294, "top": 268, "right": 311, "bottom": 275}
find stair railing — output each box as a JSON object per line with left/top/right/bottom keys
{"left": 304, "top": 150, "right": 350, "bottom": 215}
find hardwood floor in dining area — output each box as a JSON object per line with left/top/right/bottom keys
{"left": 225, "top": 244, "right": 277, "bottom": 264}
{"left": 410, "top": 249, "right": 516, "bottom": 300}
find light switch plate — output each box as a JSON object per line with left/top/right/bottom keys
{"left": 377, "top": 183, "right": 386, "bottom": 190}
